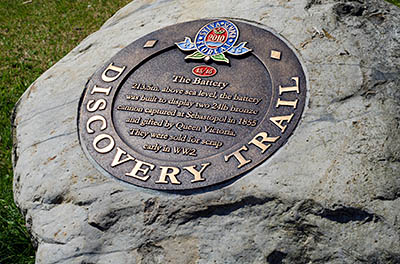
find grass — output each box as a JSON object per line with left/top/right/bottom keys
{"left": 387, "top": 0, "right": 400, "bottom": 7}
{"left": 0, "top": 0, "right": 398, "bottom": 263}
{"left": 0, "top": 0, "right": 131, "bottom": 263}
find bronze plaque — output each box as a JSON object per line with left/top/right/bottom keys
{"left": 78, "top": 19, "right": 307, "bottom": 190}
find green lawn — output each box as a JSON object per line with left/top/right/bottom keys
{"left": 387, "top": 0, "right": 400, "bottom": 7}
{"left": 0, "top": 1, "right": 131, "bottom": 263}
{"left": 0, "top": 0, "right": 399, "bottom": 263}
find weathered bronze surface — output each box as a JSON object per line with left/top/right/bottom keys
{"left": 78, "top": 19, "right": 307, "bottom": 190}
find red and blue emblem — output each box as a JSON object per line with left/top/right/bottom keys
{"left": 175, "top": 20, "right": 251, "bottom": 63}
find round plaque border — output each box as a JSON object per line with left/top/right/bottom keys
{"left": 77, "top": 18, "right": 308, "bottom": 191}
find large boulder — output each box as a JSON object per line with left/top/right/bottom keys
{"left": 13, "top": 0, "right": 400, "bottom": 263}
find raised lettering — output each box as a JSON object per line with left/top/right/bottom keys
{"left": 90, "top": 85, "right": 112, "bottom": 96}
{"left": 279, "top": 77, "right": 299, "bottom": 94}
{"left": 126, "top": 160, "right": 155, "bottom": 181}
{"left": 101, "top": 63, "right": 126, "bottom": 83}
{"left": 184, "top": 163, "right": 211, "bottom": 183}
{"left": 270, "top": 114, "right": 294, "bottom": 133}
{"left": 156, "top": 166, "right": 181, "bottom": 184}
{"left": 249, "top": 132, "right": 280, "bottom": 153}
{"left": 224, "top": 146, "right": 251, "bottom": 168}
{"left": 111, "top": 147, "right": 135, "bottom": 167}
{"left": 275, "top": 98, "right": 298, "bottom": 108}
{"left": 86, "top": 115, "right": 107, "bottom": 134}
{"left": 86, "top": 99, "right": 107, "bottom": 112}
{"left": 93, "top": 133, "right": 115, "bottom": 153}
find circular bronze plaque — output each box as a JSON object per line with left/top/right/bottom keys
{"left": 78, "top": 19, "right": 307, "bottom": 190}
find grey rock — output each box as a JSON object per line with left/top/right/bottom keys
{"left": 12, "top": 0, "right": 400, "bottom": 263}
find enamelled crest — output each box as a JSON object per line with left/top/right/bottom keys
{"left": 175, "top": 19, "right": 252, "bottom": 63}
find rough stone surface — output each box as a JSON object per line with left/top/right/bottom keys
{"left": 12, "top": 0, "right": 400, "bottom": 263}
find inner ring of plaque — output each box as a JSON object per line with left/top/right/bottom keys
{"left": 112, "top": 46, "right": 273, "bottom": 162}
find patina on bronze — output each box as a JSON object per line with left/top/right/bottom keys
{"left": 78, "top": 19, "right": 307, "bottom": 190}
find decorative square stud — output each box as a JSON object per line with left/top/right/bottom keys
{"left": 143, "top": 40, "right": 158, "bottom": 48}
{"left": 270, "top": 50, "right": 281, "bottom": 60}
